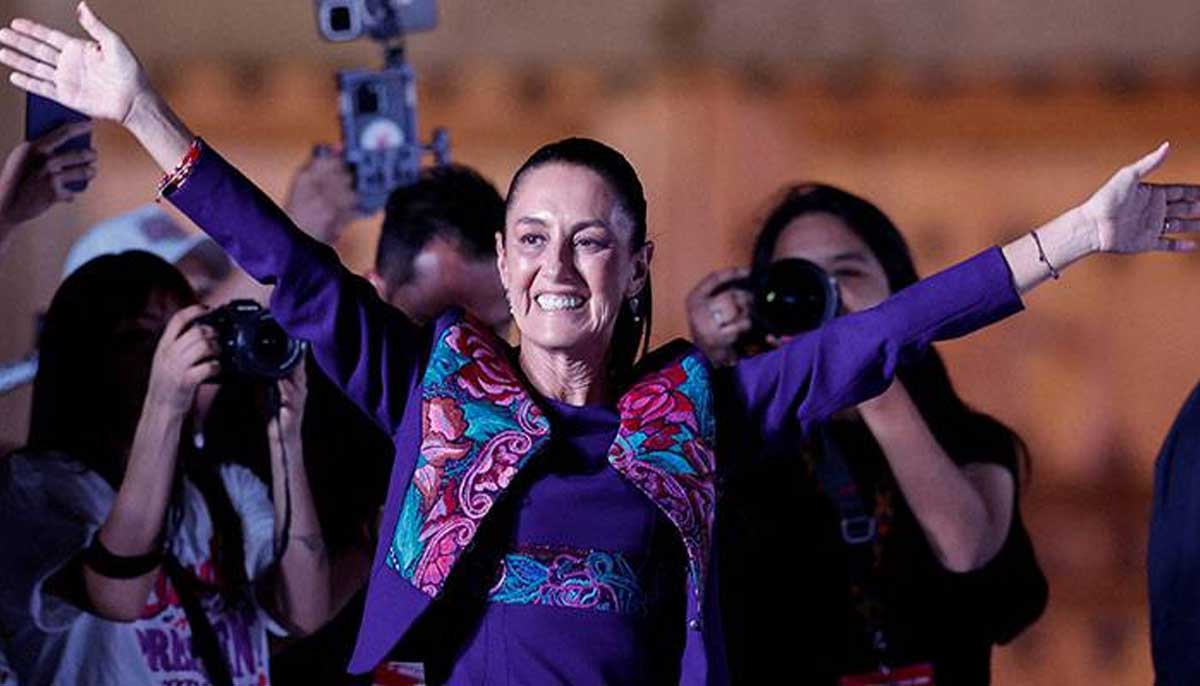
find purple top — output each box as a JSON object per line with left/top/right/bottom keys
{"left": 168, "top": 145, "right": 1023, "bottom": 686}
{"left": 442, "top": 397, "right": 687, "bottom": 686}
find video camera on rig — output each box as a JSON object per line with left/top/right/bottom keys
{"left": 314, "top": 0, "right": 450, "bottom": 212}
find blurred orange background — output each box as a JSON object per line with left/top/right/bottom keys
{"left": 6, "top": 1, "right": 1200, "bottom": 682}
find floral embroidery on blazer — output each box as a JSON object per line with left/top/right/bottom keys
{"left": 386, "top": 313, "right": 717, "bottom": 603}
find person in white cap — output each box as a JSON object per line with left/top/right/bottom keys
{"left": 0, "top": 206, "right": 231, "bottom": 397}
{"left": 61, "top": 203, "right": 230, "bottom": 301}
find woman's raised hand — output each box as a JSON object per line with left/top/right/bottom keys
{"left": 1080, "top": 143, "right": 1200, "bottom": 255}
{"left": 0, "top": 2, "right": 149, "bottom": 124}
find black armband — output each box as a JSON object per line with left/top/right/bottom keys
{"left": 83, "top": 536, "right": 164, "bottom": 579}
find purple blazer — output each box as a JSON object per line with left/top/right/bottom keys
{"left": 168, "top": 144, "right": 1023, "bottom": 685}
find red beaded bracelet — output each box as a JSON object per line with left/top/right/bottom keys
{"left": 155, "top": 138, "right": 203, "bottom": 200}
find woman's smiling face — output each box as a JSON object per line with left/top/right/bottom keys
{"left": 498, "top": 162, "right": 649, "bottom": 362}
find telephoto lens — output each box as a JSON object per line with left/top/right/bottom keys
{"left": 712, "top": 258, "right": 840, "bottom": 356}
{"left": 753, "top": 258, "right": 840, "bottom": 338}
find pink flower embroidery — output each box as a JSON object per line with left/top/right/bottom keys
{"left": 414, "top": 517, "right": 474, "bottom": 594}
{"left": 641, "top": 421, "right": 683, "bottom": 451}
{"left": 448, "top": 327, "right": 524, "bottom": 405}
{"left": 619, "top": 366, "right": 696, "bottom": 432}
{"left": 421, "top": 396, "right": 470, "bottom": 468}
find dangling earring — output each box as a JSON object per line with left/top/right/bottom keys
{"left": 629, "top": 295, "right": 642, "bottom": 324}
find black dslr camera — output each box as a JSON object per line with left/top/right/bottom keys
{"left": 717, "top": 258, "right": 841, "bottom": 354}
{"left": 195, "top": 300, "right": 305, "bottom": 381}
{"left": 314, "top": 0, "right": 450, "bottom": 213}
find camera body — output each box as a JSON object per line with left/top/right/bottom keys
{"left": 336, "top": 63, "right": 449, "bottom": 212}
{"left": 315, "top": 0, "right": 450, "bottom": 213}
{"left": 717, "top": 258, "right": 841, "bottom": 354}
{"left": 195, "top": 300, "right": 305, "bottom": 382}
{"left": 315, "top": 0, "right": 437, "bottom": 43}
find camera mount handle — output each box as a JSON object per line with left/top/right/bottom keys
{"left": 380, "top": 40, "right": 451, "bottom": 167}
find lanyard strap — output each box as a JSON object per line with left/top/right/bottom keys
{"left": 163, "top": 554, "right": 235, "bottom": 686}
{"left": 812, "top": 425, "right": 891, "bottom": 666}
{"left": 814, "top": 426, "right": 877, "bottom": 546}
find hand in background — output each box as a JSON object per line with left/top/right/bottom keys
{"left": 269, "top": 360, "right": 309, "bottom": 449}
{"left": 145, "top": 305, "right": 220, "bottom": 416}
{"left": 284, "top": 148, "right": 360, "bottom": 245}
{"left": 0, "top": 121, "right": 96, "bottom": 246}
{"left": 686, "top": 267, "right": 753, "bottom": 367}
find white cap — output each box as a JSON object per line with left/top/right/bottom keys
{"left": 0, "top": 207, "right": 234, "bottom": 397}
{"left": 61, "top": 204, "right": 229, "bottom": 280}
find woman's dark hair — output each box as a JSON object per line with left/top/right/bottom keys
{"left": 751, "top": 183, "right": 919, "bottom": 294}
{"left": 751, "top": 183, "right": 1029, "bottom": 477}
{"left": 28, "top": 251, "right": 249, "bottom": 594}
{"left": 506, "top": 137, "right": 652, "bottom": 380}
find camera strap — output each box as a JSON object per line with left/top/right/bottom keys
{"left": 265, "top": 383, "right": 293, "bottom": 562}
{"left": 812, "top": 425, "right": 892, "bottom": 670}
{"left": 163, "top": 553, "right": 235, "bottom": 686}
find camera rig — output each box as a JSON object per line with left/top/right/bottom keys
{"left": 315, "top": 0, "right": 450, "bottom": 212}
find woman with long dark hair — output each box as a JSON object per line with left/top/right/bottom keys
{"left": 3, "top": 6, "right": 1197, "bottom": 684}
{"left": 0, "top": 251, "right": 331, "bottom": 686}
{"left": 689, "top": 184, "right": 1046, "bottom": 684}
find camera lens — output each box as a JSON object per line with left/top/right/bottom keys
{"left": 756, "top": 258, "right": 839, "bottom": 337}
{"left": 329, "top": 6, "right": 352, "bottom": 32}
{"left": 252, "top": 320, "right": 292, "bottom": 367}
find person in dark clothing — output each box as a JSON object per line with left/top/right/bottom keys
{"left": 1149, "top": 383, "right": 1200, "bottom": 685}
{"left": 689, "top": 184, "right": 1048, "bottom": 685}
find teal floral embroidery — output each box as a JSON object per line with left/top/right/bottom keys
{"left": 387, "top": 315, "right": 551, "bottom": 596}
{"left": 489, "top": 545, "right": 646, "bottom": 615}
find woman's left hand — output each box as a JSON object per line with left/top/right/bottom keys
{"left": 1079, "top": 143, "right": 1200, "bottom": 254}
{"left": 284, "top": 147, "right": 359, "bottom": 245}
{"left": 269, "top": 361, "right": 308, "bottom": 447}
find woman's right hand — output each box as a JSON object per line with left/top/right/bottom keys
{"left": 0, "top": 2, "right": 150, "bottom": 125}
{"left": 146, "top": 305, "right": 221, "bottom": 415}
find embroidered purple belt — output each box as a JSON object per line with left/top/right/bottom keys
{"left": 487, "top": 544, "right": 648, "bottom": 616}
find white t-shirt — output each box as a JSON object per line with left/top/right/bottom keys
{"left": 0, "top": 452, "right": 284, "bottom": 686}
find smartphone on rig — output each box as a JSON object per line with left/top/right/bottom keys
{"left": 25, "top": 92, "right": 92, "bottom": 192}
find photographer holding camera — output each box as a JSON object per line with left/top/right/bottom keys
{"left": 689, "top": 184, "right": 1047, "bottom": 685}
{"left": 0, "top": 251, "right": 333, "bottom": 686}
